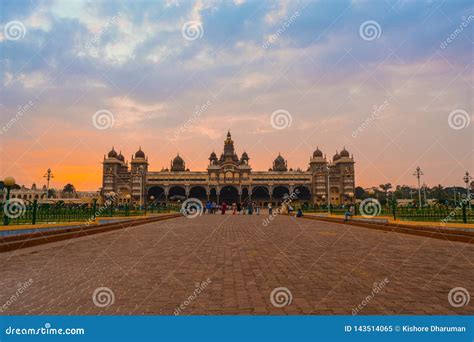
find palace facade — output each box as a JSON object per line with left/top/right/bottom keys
{"left": 101, "top": 131, "right": 355, "bottom": 206}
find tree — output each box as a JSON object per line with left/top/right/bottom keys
{"left": 355, "top": 186, "right": 365, "bottom": 199}
{"left": 379, "top": 183, "right": 392, "bottom": 205}
{"left": 62, "top": 184, "right": 76, "bottom": 198}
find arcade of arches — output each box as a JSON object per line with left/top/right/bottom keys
{"left": 146, "top": 184, "right": 314, "bottom": 206}
{"left": 102, "top": 131, "right": 355, "bottom": 206}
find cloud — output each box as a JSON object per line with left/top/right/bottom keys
{"left": 1, "top": 0, "right": 472, "bottom": 189}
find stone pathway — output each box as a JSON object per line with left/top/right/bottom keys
{"left": 0, "top": 214, "right": 472, "bottom": 315}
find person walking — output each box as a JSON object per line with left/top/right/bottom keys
{"left": 268, "top": 202, "right": 273, "bottom": 215}
{"left": 237, "top": 202, "right": 241, "bottom": 214}
{"left": 255, "top": 203, "right": 260, "bottom": 215}
{"left": 248, "top": 202, "right": 253, "bottom": 215}
{"left": 232, "top": 202, "right": 237, "bottom": 215}
{"left": 221, "top": 202, "right": 227, "bottom": 215}
{"left": 211, "top": 201, "right": 217, "bottom": 214}
{"left": 205, "top": 201, "right": 212, "bottom": 214}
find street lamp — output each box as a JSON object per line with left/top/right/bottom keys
{"left": 422, "top": 182, "right": 427, "bottom": 207}
{"left": 368, "top": 188, "right": 375, "bottom": 207}
{"left": 3, "top": 177, "right": 16, "bottom": 226}
{"left": 413, "top": 166, "right": 423, "bottom": 208}
{"left": 326, "top": 165, "right": 331, "bottom": 214}
{"left": 43, "top": 168, "right": 54, "bottom": 198}
{"left": 348, "top": 192, "right": 354, "bottom": 206}
{"left": 463, "top": 172, "right": 472, "bottom": 209}
{"left": 125, "top": 194, "right": 131, "bottom": 216}
{"left": 138, "top": 165, "right": 146, "bottom": 209}
{"left": 150, "top": 195, "right": 155, "bottom": 213}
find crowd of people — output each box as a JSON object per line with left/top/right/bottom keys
{"left": 202, "top": 201, "right": 304, "bottom": 217}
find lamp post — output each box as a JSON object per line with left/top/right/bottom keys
{"left": 348, "top": 192, "right": 354, "bottom": 213}
{"left": 3, "top": 177, "right": 16, "bottom": 226}
{"left": 326, "top": 165, "right": 331, "bottom": 214}
{"left": 138, "top": 166, "right": 146, "bottom": 209}
{"left": 43, "top": 168, "right": 54, "bottom": 198}
{"left": 453, "top": 185, "right": 457, "bottom": 206}
{"left": 422, "top": 182, "right": 428, "bottom": 207}
{"left": 463, "top": 172, "right": 472, "bottom": 209}
{"left": 125, "top": 194, "right": 131, "bottom": 216}
{"left": 413, "top": 166, "right": 423, "bottom": 208}
{"left": 348, "top": 192, "right": 354, "bottom": 204}
{"left": 108, "top": 191, "right": 115, "bottom": 216}
{"left": 150, "top": 195, "right": 155, "bottom": 213}
{"left": 368, "top": 188, "right": 375, "bottom": 208}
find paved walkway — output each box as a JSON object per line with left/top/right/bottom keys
{"left": 0, "top": 214, "right": 472, "bottom": 315}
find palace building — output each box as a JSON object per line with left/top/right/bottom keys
{"left": 101, "top": 131, "right": 355, "bottom": 206}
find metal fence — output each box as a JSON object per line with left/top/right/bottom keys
{"left": 294, "top": 203, "right": 473, "bottom": 224}
{"left": 1, "top": 201, "right": 181, "bottom": 226}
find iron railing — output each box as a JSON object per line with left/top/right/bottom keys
{"left": 1, "top": 201, "right": 181, "bottom": 226}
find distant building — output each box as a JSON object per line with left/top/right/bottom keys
{"left": 101, "top": 131, "right": 356, "bottom": 206}
{"left": 0, "top": 183, "right": 47, "bottom": 202}
{"left": 0, "top": 184, "right": 99, "bottom": 204}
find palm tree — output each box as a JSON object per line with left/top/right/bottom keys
{"left": 379, "top": 183, "right": 393, "bottom": 206}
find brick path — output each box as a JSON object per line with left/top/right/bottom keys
{"left": 0, "top": 214, "right": 472, "bottom": 315}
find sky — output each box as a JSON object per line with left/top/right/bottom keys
{"left": 0, "top": 0, "right": 473, "bottom": 191}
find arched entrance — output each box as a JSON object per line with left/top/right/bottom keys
{"left": 219, "top": 186, "right": 239, "bottom": 204}
{"left": 272, "top": 185, "right": 290, "bottom": 204}
{"left": 169, "top": 186, "right": 186, "bottom": 201}
{"left": 148, "top": 186, "right": 166, "bottom": 203}
{"left": 209, "top": 188, "right": 217, "bottom": 202}
{"left": 189, "top": 186, "right": 207, "bottom": 201}
{"left": 251, "top": 186, "right": 270, "bottom": 205}
{"left": 241, "top": 188, "right": 250, "bottom": 203}
{"left": 294, "top": 185, "right": 311, "bottom": 202}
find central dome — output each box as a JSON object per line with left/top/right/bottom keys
{"left": 171, "top": 154, "right": 185, "bottom": 171}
